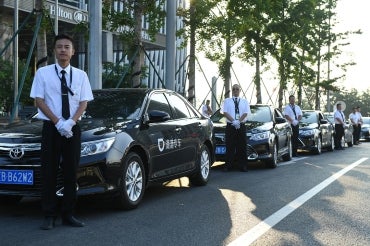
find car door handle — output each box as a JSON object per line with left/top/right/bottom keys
{"left": 175, "top": 127, "right": 182, "bottom": 133}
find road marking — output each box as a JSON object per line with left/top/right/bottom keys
{"left": 278, "top": 156, "right": 308, "bottom": 166}
{"left": 228, "top": 157, "right": 368, "bottom": 246}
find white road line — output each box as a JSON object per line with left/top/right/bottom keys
{"left": 228, "top": 157, "right": 368, "bottom": 246}
{"left": 278, "top": 156, "right": 308, "bottom": 166}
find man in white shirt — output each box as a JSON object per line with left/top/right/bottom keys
{"left": 284, "top": 95, "right": 302, "bottom": 157}
{"left": 349, "top": 107, "right": 359, "bottom": 145}
{"left": 201, "top": 99, "right": 212, "bottom": 118}
{"left": 220, "top": 84, "right": 250, "bottom": 172}
{"left": 333, "top": 103, "right": 346, "bottom": 150}
{"left": 30, "top": 34, "right": 94, "bottom": 230}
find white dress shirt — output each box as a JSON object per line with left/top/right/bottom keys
{"left": 30, "top": 64, "right": 94, "bottom": 121}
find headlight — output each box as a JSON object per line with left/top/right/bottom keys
{"left": 250, "top": 131, "right": 270, "bottom": 141}
{"left": 81, "top": 138, "right": 115, "bottom": 156}
{"left": 300, "top": 129, "right": 315, "bottom": 136}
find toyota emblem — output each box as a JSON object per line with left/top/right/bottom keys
{"left": 9, "top": 147, "right": 24, "bottom": 159}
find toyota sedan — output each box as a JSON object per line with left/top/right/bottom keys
{"left": 0, "top": 88, "right": 214, "bottom": 209}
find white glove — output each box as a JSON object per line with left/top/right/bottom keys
{"left": 292, "top": 119, "right": 299, "bottom": 126}
{"left": 61, "top": 119, "right": 76, "bottom": 132}
{"left": 232, "top": 120, "right": 240, "bottom": 129}
{"left": 55, "top": 119, "right": 66, "bottom": 136}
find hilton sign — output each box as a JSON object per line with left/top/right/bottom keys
{"left": 46, "top": 2, "right": 88, "bottom": 24}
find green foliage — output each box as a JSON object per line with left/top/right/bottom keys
{"left": 0, "top": 59, "right": 33, "bottom": 112}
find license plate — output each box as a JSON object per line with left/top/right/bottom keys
{"left": 215, "top": 146, "right": 226, "bottom": 155}
{"left": 0, "top": 169, "right": 33, "bottom": 185}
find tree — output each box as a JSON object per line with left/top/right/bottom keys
{"left": 102, "top": 0, "right": 165, "bottom": 88}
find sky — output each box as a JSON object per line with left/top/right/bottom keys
{"left": 194, "top": 0, "right": 370, "bottom": 107}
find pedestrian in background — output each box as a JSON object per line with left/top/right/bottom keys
{"left": 30, "top": 34, "right": 94, "bottom": 230}
{"left": 356, "top": 106, "right": 363, "bottom": 144}
{"left": 220, "top": 84, "right": 250, "bottom": 172}
{"left": 284, "top": 95, "right": 302, "bottom": 157}
{"left": 349, "top": 107, "right": 359, "bottom": 145}
{"left": 201, "top": 99, "right": 213, "bottom": 118}
{"left": 333, "top": 103, "right": 346, "bottom": 150}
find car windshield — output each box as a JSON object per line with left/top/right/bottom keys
{"left": 363, "top": 117, "right": 370, "bottom": 124}
{"left": 84, "top": 90, "right": 147, "bottom": 120}
{"left": 248, "top": 106, "right": 272, "bottom": 122}
{"left": 301, "top": 111, "right": 317, "bottom": 124}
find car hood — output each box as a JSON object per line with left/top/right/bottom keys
{"left": 299, "top": 122, "right": 318, "bottom": 130}
{"left": 0, "top": 118, "right": 132, "bottom": 144}
{"left": 212, "top": 121, "right": 273, "bottom": 133}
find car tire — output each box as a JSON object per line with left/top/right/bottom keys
{"left": 282, "top": 137, "right": 292, "bottom": 162}
{"left": 0, "top": 195, "right": 22, "bottom": 205}
{"left": 189, "top": 144, "right": 210, "bottom": 186}
{"left": 267, "top": 142, "right": 278, "bottom": 168}
{"left": 327, "top": 135, "right": 335, "bottom": 152}
{"left": 116, "top": 152, "right": 145, "bottom": 210}
{"left": 314, "top": 137, "right": 322, "bottom": 154}
{"left": 347, "top": 135, "right": 353, "bottom": 147}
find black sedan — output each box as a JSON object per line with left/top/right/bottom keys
{"left": 298, "top": 110, "right": 335, "bottom": 154}
{"left": 360, "top": 117, "right": 370, "bottom": 141}
{"left": 324, "top": 113, "right": 354, "bottom": 147}
{"left": 0, "top": 88, "right": 214, "bottom": 209}
{"left": 211, "top": 105, "right": 292, "bottom": 168}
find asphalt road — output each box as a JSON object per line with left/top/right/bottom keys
{"left": 1, "top": 142, "right": 370, "bottom": 246}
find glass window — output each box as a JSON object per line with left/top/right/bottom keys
{"left": 147, "top": 93, "right": 173, "bottom": 117}
{"left": 166, "top": 93, "right": 191, "bottom": 119}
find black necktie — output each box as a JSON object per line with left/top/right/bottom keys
{"left": 61, "top": 70, "right": 70, "bottom": 119}
{"left": 291, "top": 105, "right": 297, "bottom": 120}
{"left": 234, "top": 98, "right": 239, "bottom": 115}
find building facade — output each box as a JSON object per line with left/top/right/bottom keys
{"left": 0, "top": 0, "right": 187, "bottom": 92}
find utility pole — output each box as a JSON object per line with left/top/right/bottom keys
{"left": 165, "top": 0, "right": 176, "bottom": 91}
{"left": 88, "top": 0, "right": 102, "bottom": 89}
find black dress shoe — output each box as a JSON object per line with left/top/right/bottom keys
{"left": 62, "top": 216, "right": 85, "bottom": 227}
{"left": 40, "top": 217, "right": 55, "bottom": 230}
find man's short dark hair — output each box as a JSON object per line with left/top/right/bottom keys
{"left": 289, "top": 95, "right": 295, "bottom": 99}
{"left": 54, "top": 33, "right": 74, "bottom": 47}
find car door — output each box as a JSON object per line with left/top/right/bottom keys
{"left": 165, "top": 92, "right": 199, "bottom": 171}
{"left": 274, "top": 108, "right": 289, "bottom": 150}
{"left": 144, "top": 92, "right": 184, "bottom": 180}
{"left": 318, "top": 112, "right": 331, "bottom": 146}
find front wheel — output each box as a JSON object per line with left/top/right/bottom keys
{"left": 282, "top": 137, "right": 292, "bottom": 162}
{"left": 189, "top": 144, "right": 210, "bottom": 186}
{"left": 266, "top": 142, "right": 278, "bottom": 168}
{"left": 115, "top": 152, "right": 145, "bottom": 210}
{"left": 314, "top": 137, "right": 322, "bottom": 154}
{"left": 327, "top": 135, "right": 335, "bottom": 152}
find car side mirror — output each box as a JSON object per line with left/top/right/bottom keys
{"left": 147, "top": 110, "right": 171, "bottom": 123}
{"left": 275, "top": 117, "right": 287, "bottom": 124}
{"left": 320, "top": 119, "right": 328, "bottom": 124}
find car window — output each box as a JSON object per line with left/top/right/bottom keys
{"left": 147, "top": 93, "right": 173, "bottom": 117}
{"left": 85, "top": 91, "right": 145, "bottom": 120}
{"left": 166, "top": 93, "right": 191, "bottom": 119}
{"left": 274, "top": 108, "right": 284, "bottom": 118}
{"left": 248, "top": 106, "right": 272, "bottom": 122}
{"left": 301, "top": 112, "right": 317, "bottom": 123}
{"left": 363, "top": 117, "right": 370, "bottom": 124}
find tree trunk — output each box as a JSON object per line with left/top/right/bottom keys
{"left": 35, "top": 0, "right": 47, "bottom": 68}
{"left": 255, "top": 39, "right": 262, "bottom": 104}
{"left": 223, "top": 37, "right": 231, "bottom": 99}
{"left": 131, "top": 0, "right": 143, "bottom": 88}
{"left": 187, "top": 2, "right": 196, "bottom": 105}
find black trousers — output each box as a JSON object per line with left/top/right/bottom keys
{"left": 225, "top": 123, "right": 247, "bottom": 168}
{"left": 352, "top": 124, "right": 359, "bottom": 143}
{"left": 291, "top": 124, "right": 299, "bottom": 155}
{"left": 334, "top": 124, "right": 344, "bottom": 148}
{"left": 41, "top": 121, "right": 81, "bottom": 217}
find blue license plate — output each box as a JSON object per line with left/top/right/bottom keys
{"left": 215, "top": 146, "right": 226, "bottom": 155}
{"left": 0, "top": 169, "right": 33, "bottom": 185}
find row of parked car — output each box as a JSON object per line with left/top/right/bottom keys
{"left": 210, "top": 106, "right": 370, "bottom": 168}
{"left": 0, "top": 89, "right": 369, "bottom": 210}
